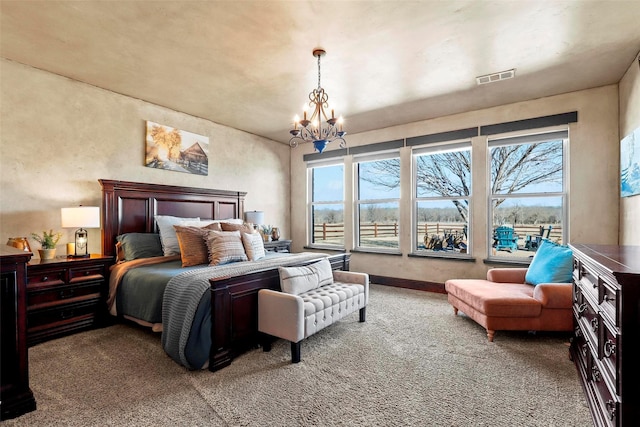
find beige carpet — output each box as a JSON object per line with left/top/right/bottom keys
{"left": 5, "top": 285, "right": 590, "bottom": 426}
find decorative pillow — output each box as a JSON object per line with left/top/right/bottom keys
{"left": 525, "top": 240, "right": 574, "bottom": 285}
{"left": 242, "top": 232, "right": 266, "bottom": 261}
{"left": 278, "top": 258, "right": 333, "bottom": 295}
{"left": 174, "top": 223, "right": 221, "bottom": 267}
{"left": 205, "top": 230, "right": 248, "bottom": 266}
{"left": 116, "top": 233, "right": 164, "bottom": 261}
{"left": 180, "top": 220, "right": 223, "bottom": 230}
{"left": 155, "top": 215, "right": 200, "bottom": 256}
{"left": 221, "top": 221, "right": 256, "bottom": 235}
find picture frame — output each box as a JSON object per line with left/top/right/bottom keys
{"left": 621, "top": 126, "right": 640, "bottom": 198}
{"left": 145, "top": 121, "right": 209, "bottom": 176}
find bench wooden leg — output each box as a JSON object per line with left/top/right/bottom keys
{"left": 487, "top": 329, "right": 495, "bottom": 342}
{"left": 453, "top": 307, "right": 459, "bottom": 316}
{"left": 291, "top": 341, "right": 301, "bottom": 363}
{"left": 359, "top": 307, "right": 366, "bottom": 322}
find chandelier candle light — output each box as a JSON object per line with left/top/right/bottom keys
{"left": 289, "top": 48, "right": 346, "bottom": 153}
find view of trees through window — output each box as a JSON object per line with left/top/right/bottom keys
{"left": 490, "top": 136, "right": 565, "bottom": 259}
{"left": 356, "top": 157, "right": 400, "bottom": 250}
{"left": 308, "top": 132, "right": 566, "bottom": 258}
{"left": 310, "top": 164, "right": 344, "bottom": 246}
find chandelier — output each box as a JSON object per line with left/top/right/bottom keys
{"left": 289, "top": 48, "right": 346, "bottom": 153}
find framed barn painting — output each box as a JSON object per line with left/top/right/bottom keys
{"left": 621, "top": 126, "right": 640, "bottom": 198}
{"left": 145, "top": 121, "right": 209, "bottom": 176}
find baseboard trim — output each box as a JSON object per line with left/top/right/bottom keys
{"left": 370, "top": 275, "right": 446, "bottom": 294}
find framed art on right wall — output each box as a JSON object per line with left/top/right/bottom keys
{"left": 621, "top": 126, "right": 640, "bottom": 197}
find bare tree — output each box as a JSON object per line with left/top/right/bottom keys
{"left": 360, "top": 141, "right": 562, "bottom": 223}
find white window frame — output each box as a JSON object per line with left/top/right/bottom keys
{"left": 307, "top": 158, "right": 346, "bottom": 249}
{"left": 487, "top": 128, "right": 568, "bottom": 260}
{"left": 412, "top": 140, "right": 472, "bottom": 257}
{"left": 353, "top": 150, "right": 401, "bottom": 254}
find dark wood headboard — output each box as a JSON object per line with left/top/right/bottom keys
{"left": 99, "top": 179, "right": 246, "bottom": 257}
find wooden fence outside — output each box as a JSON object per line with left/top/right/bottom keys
{"left": 313, "top": 222, "right": 563, "bottom": 244}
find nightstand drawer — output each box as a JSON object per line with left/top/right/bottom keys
{"left": 27, "top": 267, "right": 66, "bottom": 288}
{"left": 27, "top": 281, "right": 103, "bottom": 309}
{"left": 69, "top": 264, "right": 105, "bottom": 283}
{"left": 26, "top": 255, "right": 113, "bottom": 345}
{"left": 27, "top": 298, "right": 101, "bottom": 330}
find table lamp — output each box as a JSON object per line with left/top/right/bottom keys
{"left": 61, "top": 206, "right": 100, "bottom": 258}
{"left": 244, "top": 210, "right": 264, "bottom": 230}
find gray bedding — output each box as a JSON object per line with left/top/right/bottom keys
{"left": 116, "top": 252, "right": 328, "bottom": 369}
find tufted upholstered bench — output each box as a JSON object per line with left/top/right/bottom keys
{"left": 258, "top": 259, "right": 369, "bottom": 363}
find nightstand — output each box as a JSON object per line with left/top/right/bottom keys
{"left": 264, "top": 239, "right": 292, "bottom": 253}
{"left": 26, "top": 254, "right": 113, "bottom": 346}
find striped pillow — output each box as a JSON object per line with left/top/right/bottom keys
{"left": 205, "top": 230, "right": 248, "bottom": 266}
{"left": 242, "top": 232, "right": 266, "bottom": 261}
{"left": 174, "top": 223, "right": 222, "bottom": 267}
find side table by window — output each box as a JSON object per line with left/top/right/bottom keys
{"left": 264, "top": 239, "right": 292, "bottom": 253}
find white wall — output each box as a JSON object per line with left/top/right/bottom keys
{"left": 0, "top": 59, "right": 290, "bottom": 257}
{"left": 619, "top": 52, "right": 640, "bottom": 245}
{"left": 290, "top": 85, "right": 621, "bottom": 283}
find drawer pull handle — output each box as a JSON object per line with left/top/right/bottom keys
{"left": 604, "top": 339, "right": 616, "bottom": 358}
{"left": 581, "top": 343, "right": 588, "bottom": 357}
{"left": 43, "top": 276, "right": 49, "bottom": 282}
{"left": 592, "top": 366, "right": 601, "bottom": 382}
{"left": 602, "top": 294, "right": 615, "bottom": 303}
{"left": 59, "top": 289, "right": 75, "bottom": 299}
{"left": 605, "top": 400, "right": 616, "bottom": 421}
{"left": 590, "top": 317, "right": 599, "bottom": 332}
{"left": 577, "top": 303, "right": 588, "bottom": 316}
{"left": 60, "top": 310, "right": 75, "bottom": 320}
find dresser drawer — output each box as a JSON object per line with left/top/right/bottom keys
{"left": 27, "top": 281, "right": 103, "bottom": 309}
{"left": 598, "top": 280, "right": 619, "bottom": 326}
{"left": 600, "top": 319, "right": 620, "bottom": 395}
{"left": 26, "top": 267, "right": 66, "bottom": 288}
{"left": 589, "top": 354, "right": 618, "bottom": 427}
{"left": 574, "top": 258, "right": 599, "bottom": 303}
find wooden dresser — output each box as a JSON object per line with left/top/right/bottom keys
{"left": 1, "top": 247, "right": 36, "bottom": 420}
{"left": 569, "top": 244, "right": 639, "bottom": 427}
{"left": 26, "top": 255, "right": 113, "bottom": 346}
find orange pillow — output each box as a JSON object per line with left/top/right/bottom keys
{"left": 174, "top": 223, "right": 221, "bottom": 267}
{"left": 220, "top": 221, "right": 256, "bottom": 235}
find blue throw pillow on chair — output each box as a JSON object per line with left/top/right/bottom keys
{"left": 525, "top": 239, "right": 573, "bottom": 285}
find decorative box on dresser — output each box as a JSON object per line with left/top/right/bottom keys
{"left": 26, "top": 255, "right": 113, "bottom": 346}
{"left": 569, "top": 244, "right": 640, "bottom": 427}
{"left": 1, "top": 246, "right": 36, "bottom": 420}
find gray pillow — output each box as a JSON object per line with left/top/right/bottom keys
{"left": 116, "top": 233, "right": 163, "bottom": 261}
{"left": 278, "top": 258, "right": 333, "bottom": 295}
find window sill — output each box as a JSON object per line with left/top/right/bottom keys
{"left": 351, "top": 248, "right": 402, "bottom": 256}
{"left": 303, "top": 245, "right": 346, "bottom": 253}
{"left": 408, "top": 252, "right": 475, "bottom": 261}
{"left": 483, "top": 257, "right": 531, "bottom": 266}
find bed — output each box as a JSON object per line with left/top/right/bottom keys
{"left": 100, "top": 179, "right": 350, "bottom": 371}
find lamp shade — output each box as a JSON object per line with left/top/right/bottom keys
{"left": 244, "top": 210, "right": 264, "bottom": 225}
{"left": 61, "top": 206, "right": 100, "bottom": 228}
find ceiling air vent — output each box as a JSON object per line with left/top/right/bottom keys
{"left": 476, "top": 69, "right": 516, "bottom": 85}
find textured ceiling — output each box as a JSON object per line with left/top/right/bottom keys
{"left": 2, "top": 1, "right": 640, "bottom": 144}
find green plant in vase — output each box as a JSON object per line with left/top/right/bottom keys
{"left": 261, "top": 224, "right": 273, "bottom": 242}
{"left": 31, "top": 229, "right": 62, "bottom": 259}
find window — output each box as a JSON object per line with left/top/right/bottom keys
{"left": 488, "top": 130, "right": 567, "bottom": 260}
{"left": 355, "top": 153, "right": 401, "bottom": 251}
{"left": 413, "top": 142, "right": 471, "bottom": 256}
{"left": 308, "top": 162, "right": 345, "bottom": 247}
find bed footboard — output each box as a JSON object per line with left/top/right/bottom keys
{"left": 208, "top": 253, "right": 350, "bottom": 371}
